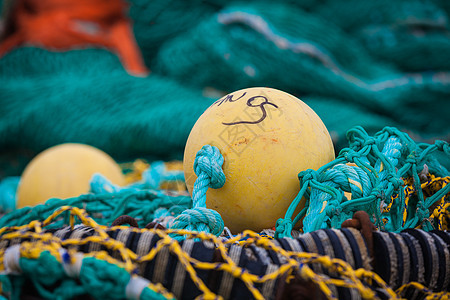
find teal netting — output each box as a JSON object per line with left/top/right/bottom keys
{"left": 275, "top": 126, "right": 450, "bottom": 238}
{"left": 0, "top": 188, "right": 191, "bottom": 230}
{"left": 1, "top": 0, "right": 449, "bottom": 180}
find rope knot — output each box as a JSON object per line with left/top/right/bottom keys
{"left": 170, "top": 207, "right": 224, "bottom": 237}
{"left": 169, "top": 145, "right": 226, "bottom": 239}
{"left": 363, "top": 138, "right": 376, "bottom": 147}
{"left": 299, "top": 169, "right": 318, "bottom": 183}
{"left": 416, "top": 205, "right": 429, "bottom": 222}
{"left": 326, "top": 204, "right": 338, "bottom": 216}
{"left": 435, "top": 140, "right": 450, "bottom": 154}
{"left": 344, "top": 149, "right": 360, "bottom": 163}
{"left": 194, "top": 145, "right": 225, "bottom": 189}
{"left": 386, "top": 174, "right": 402, "bottom": 190}
{"left": 406, "top": 152, "right": 417, "bottom": 164}
{"left": 275, "top": 218, "right": 293, "bottom": 238}
{"left": 370, "top": 188, "right": 382, "bottom": 200}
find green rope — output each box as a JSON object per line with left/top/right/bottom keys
{"left": 0, "top": 177, "right": 19, "bottom": 213}
{"left": 0, "top": 248, "right": 174, "bottom": 300}
{"left": 154, "top": 2, "right": 450, "bottom": 141}
{"left": 2, "top": 0, "right": 450, "bottom": 182}
{"left": 169, "top": 145, "right": 225, "bottom": 239}
{"left": 0, "top": 189, "right": 191, "bottom": 229}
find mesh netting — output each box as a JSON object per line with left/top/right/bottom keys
{"left": 0, "top": 207, "right": 448, "bottom": 299}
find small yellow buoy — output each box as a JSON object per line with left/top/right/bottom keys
{"left": 17, "top": 143, "right": 125, "bottom": 208}
{"left": 183, "top": 87, "right": 335, "bottom": 233}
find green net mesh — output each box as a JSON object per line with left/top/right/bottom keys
{"left": 0, "top": 0, "right": 449, "bottom": 179}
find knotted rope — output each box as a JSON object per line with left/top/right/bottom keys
{"left": 169, "top": 145, "right": 225, "bottom": 239}
{"left": 276, "top": 126, "right": 450, "bottom": 238}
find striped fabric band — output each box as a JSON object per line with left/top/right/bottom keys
{"left": 4, "top": 226, "right": 447, "bottom": 299}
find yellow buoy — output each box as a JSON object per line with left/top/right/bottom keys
{"left": 17, "top": 143, "right": 125, "bottom": 208}
{"left": 183, "top": 87, "right": 335, "bottom": 233}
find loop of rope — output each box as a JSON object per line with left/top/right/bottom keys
{"left": 343, "top": 149, "right": 360, "bottom": 163}
{"left": 193, "top": 145, "right": 226, "bottom": 190}
{"left": 275, "top": 218, "right": 293, "bottom": 237}
{"left": 170, "top": 207, "right": 224, "bottom": 239}
{"left": 169, "top": 145, "right": 225, "bottom": 238}
{"left": 434, "top": 140, "right": 450, "bottom": 155}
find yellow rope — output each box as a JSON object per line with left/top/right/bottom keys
{"left": 120, "top": 159, "right": 187, "bottom": 192}
{"left": 121, "top": 159, "right": 150, "bottom": 184}
{"left": 396, "top": 282, "right": 450, "bottom": 300}
{"left": 0, "top": 206, "right": 446, "bottom": 299}
{"left": 380, "top": 175, "right": 449, "bottom": 230}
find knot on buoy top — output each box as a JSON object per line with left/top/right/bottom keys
{"left": 194, "top": 145, "right": 226, "bottom": 190}
{"left": 169, "top": 145, "right": 226, "bottom": 238}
